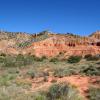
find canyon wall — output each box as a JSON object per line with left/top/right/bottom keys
{"left": 0, "top": 31, "right": 100, "bottom": 57}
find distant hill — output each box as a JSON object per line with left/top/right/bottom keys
{"left": 0, "top": 30, "right": 100, "bottom": 57}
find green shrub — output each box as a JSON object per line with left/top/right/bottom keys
{"left": 50, "top": 58, "right": 59, "bottom": 63}
{"left": 2, "top": 54, "right": 34, "bottom": 67}
{"left": 35, "top": 56, "right": 47, "bottom": 62}
{"left": 47, "top": 83, "right": 68, "bottom": 99}
{"left": 80, "top": 65, "right": 100, "bottom": 76}
{"left": 16, "top": 54, "right": 24, "bottom": 60}
{"left": 0, "top": 53, "right": 6, "bottom": 57}
{"left": 34, "top": 56, "right": 44, "bottom": 62}
{"left": 41, "top": 56, "right": 47, "bottom": 60}
{"left": 4, "top": 61, "right": 15, "bottom": 67}
{"left": 67, "top": 56, "right": 82, "bottom": 63}
{"left": 0, "top": 55, "right": 16, "bottom": 67}
{"left": 24, "top": 55, "right": 34, "bottom": 65}
{"left": 84, "top": 54, "right": 92, "bottom": 59}
{"left": 0, "top": 57, "right": 5, "bottom": 63}
{"left": 8, "top": 68, "right": 19, "bottom": 74}
{"left": 84, "top": 54, "right": 99, "bottom": 61}
{"left": 16, "top": 54, "right": 35, "bottom": 66}
{"left": 88, "top": 86, "right": 100, "bottom": 100}
{"left": 53, "top": 69, "right": 65, "bottom": 78}
{"left": 34, "top": 94, "right": 46, "bottom": 100}
{"left": 0, "top": 74, "right": 16, "bottom": 86}
{"left": 96, "top": 62, "right": 100, "bottom": 65}
{"left": 53, "top": 67, "right": 78, "bottom": 77}
{"left": 47, "top": 83, "right": 83, "bottom": 100}
{"left": 16, "top": 54, "right": 25, "bottom": 63}
{"left": 15, "top": 54, "right": 25, "bottom": 66}
{"left": 0, "top": 54, "right": 46, "bottom": 68}
{"left": 27, "top": 70, "right": 35, "bottom": 79}
{"left": 0, "top": 84, "right": 33, "bottom": 100}
{"left": 17, "top": 41, "right": 31, "bottom": 48}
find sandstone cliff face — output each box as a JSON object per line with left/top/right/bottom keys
{"left": 0, "top": 31, "right": 100, "bottom": 57}
{"left": 23, "top": 31, "right": 100, "bottom": 57}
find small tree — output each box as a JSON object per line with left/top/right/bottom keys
{"left": 47, "top": 83, "right": 69, "bottom": 100}
{"left": 50, "top": 58, "right": 59, "bottom": 63}
{"left": 16, "top": 54, "right": 25, "bottom": 66}
{"left": 84, "top": 54, "right": 99, "bottom": 61}
{"left": 0, "top": 53, "right": 6, "bottom": 57}
{"left": 84, "top": 54, "right": 92, "bottom": 59}
{"left": 67, "top": 56, "right": 82, "bottom": 63}
{"left": 80, "top": 65, "right": 100, "bottom": 76}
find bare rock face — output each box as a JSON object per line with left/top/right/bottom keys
{"left": 23, "top": 31, "right": 100, "bottom": 57}
{"left": 22, "top": 36, "right": 60, "bottom": 57}
{"left": 0, "top": 30, "right": 100, "bottom": 57}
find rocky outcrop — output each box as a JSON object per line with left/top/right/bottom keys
{"left": 0, "top": 30, "right": 100, "bottom": 57}
{"left": 23, "top": 31, "right": 100, "bottom": 57}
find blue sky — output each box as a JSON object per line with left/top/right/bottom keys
{"left": 0, "top": 0, "right": 100, "bottom": 35}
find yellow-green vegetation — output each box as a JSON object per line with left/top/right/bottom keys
{"left": 88, "top": 86, "right": 100, "bottom": 100}
{"left": 50, "top": 58, "right": 59, "bottom": 63}
{"left": 17, "top": 41, "right": 31, "bottom": 48}
{"left": 67, "top": 56, "right": 82, "bottom": 63}
{"left": 0, "top": 74, "right": 16, "bottom": 86}
{"left": 0, "top": 82, "right": 84, "bottom": 100}
{"left": 84, "top": 54, "right": 100, "bottom": 61}
{"left": 0, "top": 53, "right": 100, "bottom": 100}
{"left": 45, "top": 83, "right": 84, "bottom": 100}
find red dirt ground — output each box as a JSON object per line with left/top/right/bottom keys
{"left": 31, "top": 75, "right": 100, "bottom": 99}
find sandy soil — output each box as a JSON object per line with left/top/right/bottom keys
{"left": 30, "top": 75, "right": 100, "bottom": 99}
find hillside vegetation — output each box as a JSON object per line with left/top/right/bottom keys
{"left": 0, "top": 30, "right": 100, "bottom": 100}
{"left": 0, "top": 53, "right": 100, "bottom": 100}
